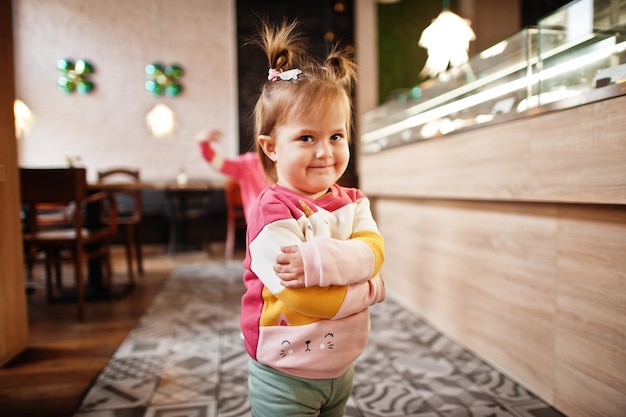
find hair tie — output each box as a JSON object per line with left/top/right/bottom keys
{"left": 268, "top": 68, "right": 302, "bottom": 81}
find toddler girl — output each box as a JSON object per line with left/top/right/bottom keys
{"left": 241, "top": 20, "right": 385, "bottom": 417}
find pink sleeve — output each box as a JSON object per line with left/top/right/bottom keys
{"left": 297, "top": 237, "right": 375, "bottom": 287}
{"left": 198, "top": 141, "right": 216, "bottom": 162}
{"left": 217, "top": 152, "right": 254, "bottom": 176}
{"left": 332, "top": 274, "right": 385, "bottom": 319}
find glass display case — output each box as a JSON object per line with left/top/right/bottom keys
{"left": 536, "top": 0, "right": 626, "bottom": 102}
{"left": 361, "top": 0, "right": 626, "bottom": 154}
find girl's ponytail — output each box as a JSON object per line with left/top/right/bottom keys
{"left": 257, "top": 20, "right": 304, "bottom": 74}
{"left": 324, "top": 47, "right": 357, "bottom": 91}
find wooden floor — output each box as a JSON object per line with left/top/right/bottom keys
{"left": 0, "top": 244, "right": 233, "bottom": 417}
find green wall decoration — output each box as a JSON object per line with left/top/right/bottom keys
{"left": 145, "top": 63, "right": 184, "bottom": 96}
{"left": 57, "top": 59, "right": 95, "bottom": 94}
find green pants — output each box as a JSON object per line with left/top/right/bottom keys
{"left": 247, "top": 359, "right": 354, "bottom": 417}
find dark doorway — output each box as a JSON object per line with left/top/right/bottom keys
{"left": 235, "top": 0, "right": 357, "bottom": 186}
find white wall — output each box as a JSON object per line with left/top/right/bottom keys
{"left": 13, "top": 0, "right": 238, "bottom": 183}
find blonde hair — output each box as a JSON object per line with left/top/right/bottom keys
{"left": 251, "top": 21, "right": 357, "bottom": 183}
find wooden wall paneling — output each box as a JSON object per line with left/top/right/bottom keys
{"left": 553, "top": 205, "right": 626, "bottom": 416}
{"left": 0, "top": 0, "right": 29, "bottom": 367}
{"left": 376, "top": 198, "right": 559, "bottom": 401}
{"left": 374, "top": 197, "right": 626, "bottom": 414}
{"left": 528, "top": 98, "right": 626, "bottom": 203}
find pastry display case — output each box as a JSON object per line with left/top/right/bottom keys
{"left": 361, "top": 0, "right": 626, "bottom": 154}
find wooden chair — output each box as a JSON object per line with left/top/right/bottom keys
{"left": 224, "top": 179, "right": 246, "bottom": 259}
{"left": 96, "top": 168, "right": 143, "bottom": 284}
{"left": 24, "top": 202, "right": 73, "bottom": 284}
{"left": 35, "top": 203, "right": 73, "bottom": 227}
{"left": 20, "top": 167, "right": 118, "bottom": 321}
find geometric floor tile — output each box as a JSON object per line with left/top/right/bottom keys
{"left": 73, "top": 260, "right": 565, "bottom": 417}
{"left": 144, "top": 401, "right": 216, "bottom": 417}
{"left": 152, "top": 373, "right": 218, "bottom": 404}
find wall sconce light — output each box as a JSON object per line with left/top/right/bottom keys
{"left": 14, "top": 99, "right": 35, "bottom": 139}
{"left": 418, "top": 9, "right": 475, "bottom": 79}
{"left": 146, "top": 103, "right": 176, "bottom": 138}
{"left": 57, "top": 59, "right": 95, "bottom": 93}
{"left": 145, "top": 63, "right": 184, "bottom": 96}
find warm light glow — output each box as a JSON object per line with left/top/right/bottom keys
{"left": 176, "top": 168, "right": 188, "bottom": 185}
{"left": 14, "top": 99, "right": 35, "bottom": 140}
{"left": 418, "top": 10, "right": 476, "bottom": 78}
{"left": 145, "top": 103, "right": 176, "bottom": 138}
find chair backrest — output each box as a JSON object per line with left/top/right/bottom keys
{"left": 97, "top": 167, "right": 140, "bottom": 184}
{"left": 97, "top": 167, "right": 142, "bottom": 221}
{"left": 20, "top": 168, "right": 88, "bottom": 234}
{"left": 20, "top": 168, "right": 87, "bottom": 205}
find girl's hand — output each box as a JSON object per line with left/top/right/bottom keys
{"left": 196, "top": 129, "right": 223, "bottom": 162}
{"left": 195, "top": 129, "right": 223, "bottom": 144}
{"left": 274, "top": 245, "right": 305, "bottom": 288}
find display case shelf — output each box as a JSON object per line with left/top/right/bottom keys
{"left": 361, "top": 0, "right": 626, "bottom": 154}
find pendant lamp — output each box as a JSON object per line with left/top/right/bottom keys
{"left": 418, "top": 1, "right": 475, "bottom": 78}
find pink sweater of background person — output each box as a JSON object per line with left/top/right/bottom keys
{"left": 199, "top": 142, "right": 268, "bottom": 221}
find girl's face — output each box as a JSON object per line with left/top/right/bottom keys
{"left": 259, "top": 100, "right": 350, "bottom": 199}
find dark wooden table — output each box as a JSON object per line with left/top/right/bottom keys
{"left": 163, "top": 180, "right": 215, "bottom": 254}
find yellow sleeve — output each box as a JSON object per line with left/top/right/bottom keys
{"left": 352, "top": 230, "right": 385, "bottom": 277}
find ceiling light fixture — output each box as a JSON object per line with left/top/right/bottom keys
{"left": 418, "top": 1, "right": 475, "bottom": 79}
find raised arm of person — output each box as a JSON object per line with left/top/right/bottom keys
{"left": 196, "top": 128, "right": 269, "bottom": 221}
{"left": 197, "top": 129, "right": 258, "bottom": 179}
{"left": 197, "top": 128, "right": 224, "bottom": 169}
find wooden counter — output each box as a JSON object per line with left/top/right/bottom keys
{"left": 360, "top": 93, "right": 626, "bottom": 417}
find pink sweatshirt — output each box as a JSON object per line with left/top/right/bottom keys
{"left": 241, "top": 184, "right": 385, "bottom": 379}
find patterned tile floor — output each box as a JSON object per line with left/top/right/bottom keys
{"left": 73, "top": 261, "right": 566, "bottom": 417}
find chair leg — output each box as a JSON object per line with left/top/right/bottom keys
{"left": 168, "top": 217, "right": 178, "bottom": 255}
{"left": 74, "top": 251, "right": 85, "bottom": 321}
{"left": 53, "top": 249, "right": 63, "bottom": 290}
{"left": 26, "top": 245, "right": 35, "bottom": 281}
{"left": 104, "top": 248, "right": 114, "bottom": 297}
{"left": 44, "top": 250, "right": 54, "bottom": 302}
{"left": 134, "top": 226, "right": 144, "bottom": 276}
{"left": 124, "top": 225, "right": 135, "bottom": 285}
